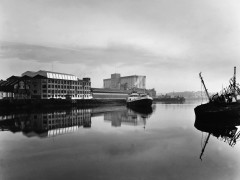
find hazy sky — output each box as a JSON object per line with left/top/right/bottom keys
{"left": 1, "top": 0, "right": 240, "bottom": 93}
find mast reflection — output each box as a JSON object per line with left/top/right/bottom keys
{"left": 104, "top": 106, "right": 153, "bottom": 127}
{"left": 0, "top": 109, "right": 91, "bottom": 138}
{"left": 194, "top": 115, "right": 240, "bottom": 160}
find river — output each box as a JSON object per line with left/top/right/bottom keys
{"left": 0, "top": 101, "right": 240, "bottom": 180}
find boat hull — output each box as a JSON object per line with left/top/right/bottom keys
{"left": 127, "top": 98, "right": 152, "bottom": 107}
{"left": 194, "top": 102, "right": 240, "bottom": 120}
{"left": 154, "top": 97, "right": 185, "bottom": 103}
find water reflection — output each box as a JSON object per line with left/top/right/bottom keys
{"left": 0, "top": 109, "right": 91, "bottom": 138}
{"left": 0, "top": 106, "right": 154, "bottom": 138}
{"left": 194, "top": 115, "right": 240, "bottom": 160}
{"left": 104, "top": 106, "right": 153, "bottom": 127}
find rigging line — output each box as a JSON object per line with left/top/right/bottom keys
{"left": 201, "top": 81, "right": 203, "bottom": 104}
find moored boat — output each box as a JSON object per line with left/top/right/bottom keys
{"left": 194, "top": 67, "right": 240, "bottom": 160}
{"left": 154, "top": 95, "right": 185, "bottom": 103}
{"left": 126, "top": 92, "right": 153, "bottom": 107}
{"left": 194, "top": 67, "right": 240, "bottom": 118}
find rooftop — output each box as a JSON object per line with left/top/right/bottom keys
{"left": 22, "top": 70, "right": 78, "bottom": 81}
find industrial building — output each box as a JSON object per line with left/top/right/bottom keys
{"left": 91, "top": 87, "right": 156, "bottom": 99}
{"left": 0, "top": 75, "right": 31, "bottom": 99}
{"left": 91, "top": 88, "right": 129, "bottom": 99}
{"left": 103, "top": 73, "right": 146, "bottom": 90}
{"left": 0, "top": 70, "right": 92, "bottom": 99}
{"left": 101, "top": 73, "right": 156, "bottom": 98}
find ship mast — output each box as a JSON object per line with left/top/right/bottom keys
{"left": 199, "top": 73, "right": 211, "bottom": 102}
{"left": 233, "top": 66, "right": 236, "bottom": 90}
{"left": 233, "top": 66, "right": 237, "bottom": 101}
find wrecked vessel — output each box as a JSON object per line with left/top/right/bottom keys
{"left": 194, "top": 67, "right": 240, "bottom": 118}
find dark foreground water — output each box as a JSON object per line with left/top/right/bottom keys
{"left": 1, "top": 102, "right": 240, "bottom": 180}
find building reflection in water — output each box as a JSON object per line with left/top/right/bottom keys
{"left": 194, "top": 115, "right": 240, "bottom": 160}
{"left": 0, "top": 109, "right": 91, "bottom": 138}
{"left": 104, "top": 106, "right": 153, "bottom": 127}
{"left": 0, "top": 105, "right": 154, "bottom": 137}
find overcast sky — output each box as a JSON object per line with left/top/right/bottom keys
{"left": 1, "top": 0, "right": 240, "bottom": 93}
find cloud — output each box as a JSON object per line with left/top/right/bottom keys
{"left": 0, "top": 40, "right": 239, "bottom": 93}
{"left": 0, "top": 41, "right": 182, "bottom": 68}
{"left": 1, "top": 0, "right": 240, "bottom": 66}
{"left": 1, "top": 0, "right": 240, "bottom": 92}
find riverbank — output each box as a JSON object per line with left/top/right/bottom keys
{"left": 0, "top": 99, "right": 126, "bottom": 112}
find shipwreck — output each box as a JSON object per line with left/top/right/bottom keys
{"left": 194, "top": 67, "right": 240, "bottom": 119}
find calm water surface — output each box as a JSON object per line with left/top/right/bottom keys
{"left": 1, "top": 102, "right": 240, "bottom": 180}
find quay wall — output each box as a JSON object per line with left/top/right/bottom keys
{"left": 0, "top": 99, "right": 126, "bottom": 112}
